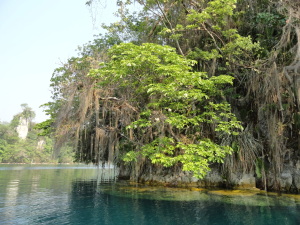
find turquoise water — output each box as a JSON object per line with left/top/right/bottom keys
{"left": 0, "top": 165, "right": 299, "bottom": 225}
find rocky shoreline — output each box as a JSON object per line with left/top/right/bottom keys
{"left": 118, "top": 161, "right": 300, "bottom": 193}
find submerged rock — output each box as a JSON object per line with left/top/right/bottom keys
{"left": 99, "top": 181, "right": 300, "bottom": 207}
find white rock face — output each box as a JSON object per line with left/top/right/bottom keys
{"left": 37, "top": 139, "right": 46, "bottom": 150}
{"left": 16, "top": 117, "right": 29, "bottom": 140}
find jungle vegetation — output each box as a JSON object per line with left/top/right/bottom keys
{"left": 39, "top": 0, "right": 300, "bottom": 190}
{"left": 0, "top": 104, "right": 73, "bottom": 163}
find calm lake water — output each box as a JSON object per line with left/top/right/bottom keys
{"left": 0, "top": 165, "right": 299, "bottom": 225}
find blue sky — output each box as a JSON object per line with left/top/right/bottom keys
{"left": 0, "top": 0, "right": 120, "bottom": 123}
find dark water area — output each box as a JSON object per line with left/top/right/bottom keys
{"left": 0, "top": 165, "right": 299, "bottom": 225}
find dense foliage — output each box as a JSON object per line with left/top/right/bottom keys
{"left": 39, "top": 0, "right": 300, "bottom": 188}
{"left": 0, "top": 105, "right": 73, "bottom": 163}
{"left": 89, "top": 42, "right": 243, "bottom": 178}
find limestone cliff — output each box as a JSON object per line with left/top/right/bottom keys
{"left": 16, "top": 117, "right": 29, "bottom": 140}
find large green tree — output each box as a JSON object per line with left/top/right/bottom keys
{"left": 89, "top": 42, "right": 242, "bottom": 178}
{"left": 43, "top": 0, "right": 260, "bottom": 178}
{"left": 40, "top": 0, "right": 300, "bottom": 190}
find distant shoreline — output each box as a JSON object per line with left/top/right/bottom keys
{"left": 0, "top": 162, "right": 77, "bottom": 165}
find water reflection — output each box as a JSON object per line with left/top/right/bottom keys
{"left": 0, "top": 165, "right": 99, "bottom": 225}
{"left": 3, "top": 179, "right": 20, "bottom": 222}
{"left": 0, "top": 165, "right": 299, "bottom": 225}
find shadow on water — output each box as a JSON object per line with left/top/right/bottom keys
{"left": 68, "top": 180, "right": 300, "bottom": 225}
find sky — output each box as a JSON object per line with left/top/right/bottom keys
{"left": 0, "top": 0, "right": 121, "bottom": 123}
